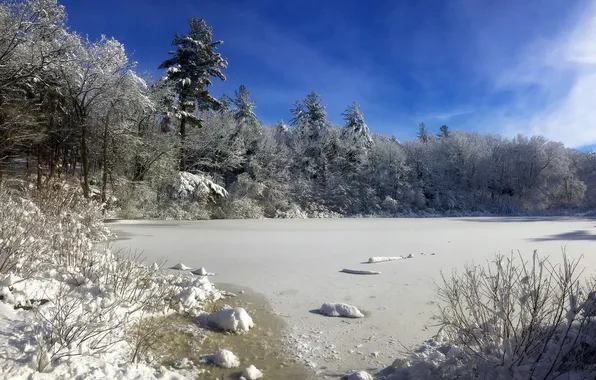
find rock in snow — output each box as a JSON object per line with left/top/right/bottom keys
{"left": 341, "top": 269, "right": 381, "bottom": 275}
{"left": 346, "top": 371, "right": 374, "bottom": 380}
{"left": 169, "top": 262, "right": 192, "bottom": 270}
{"left": 201, "top": 349, "right": 240, "bottom": 368}
{"left": 406, "top": 253, "right": 414, "bottom": 259}
{"left": 207, "top": 307, "right": 254, "bottom": 332}
{"left": 240, "top": 365, "right": 263, "bottom": 380}
{"left": 319, "top": 303, "right": 364, "bottom": 318}
{"left": 367, "top": 256, "right": 402, "bottom": 263}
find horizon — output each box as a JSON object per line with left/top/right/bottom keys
{"left": 58, "top": 0, "right": 595, "bottom": 149}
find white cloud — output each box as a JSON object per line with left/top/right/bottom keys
{"left": 498, "top": 5, "right": 596, "bottom": 147}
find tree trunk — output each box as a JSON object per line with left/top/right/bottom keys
{"left": 36, "top": 144, "right": 43, "bottom": 190}
{"left": 179, "top": 116, "right": 187, "bottom": 172}
{"left": 81, "top": 121, "right": 90, "bottom": 198}
{"left": 101, "top": 121, "right": 108, "bottom": 204}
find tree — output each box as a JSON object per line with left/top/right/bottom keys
{"left": 158, "top": 18, "right": 227, "bottom": 171}
{"left": 417, "top": 122, "right": 429, "bottom": 143}
{"left": 438, "top": 124, "right": 450, "bottom": 138}
{"left": 232, "top": 84, "right": 257, "bottom": 124}
{"left": 341, "top": 101, "right": 372, "bottom": 148}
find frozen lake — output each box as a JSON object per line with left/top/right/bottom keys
{"left": 109, "top": 217, "right": 596, "bottom": 377}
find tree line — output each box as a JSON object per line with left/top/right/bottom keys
{"left": 2, "top": 0, "right": 595, "bottom": 218}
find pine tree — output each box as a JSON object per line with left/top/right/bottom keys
{"left": 233, "top": 84, "right": 257, "bottom": 124}
{"left": 158, "top": 18, "right": 227, "bottom": 171}
{"left": 438, "top": 124, "right": 450, "bottom": 138}
{"left": 417, "top": 122, "right": 429, "bottom": 143}
{"left": 341, "top": 101, "right": 372, "bottom": 147}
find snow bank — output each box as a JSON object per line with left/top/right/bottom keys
{"left": 201, "top": 349, "right": 240, "bottom": 368}
{"left": 240, "top": 364, "right": 263, "bottom": 380}
{"left": 169, "top": 171, "right": 228, "bottom": 201}
{"left": 319, "top": 303, "right": 364, "bottom": 318}
{"left": 340, "top": 269, "right": 381, "bottom": 275}
{"left": 346, "top": 371, "right": 374, "bottom": 380}
{"left": 206, "top": 307, "right": 254, "bottom": 332}
{"left": 368, "top": 256, "right": 403, "bottom": 263}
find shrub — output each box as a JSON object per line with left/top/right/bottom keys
{"left": 434, "top": 251, "right": 596, "bottom": 379}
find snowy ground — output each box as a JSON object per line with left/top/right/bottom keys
{"left": 109, "top": 217, "right": 596, "bottom": 377}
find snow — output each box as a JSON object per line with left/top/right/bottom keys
{"left": 205, "top": 307, "right": 254, "bottom": 332}
{"left": 367, "top": 256, "right": 403, "bottom": 263}
{"left": 170, "top": 171, "right": 228, "bottom": 201}
{"left": 319, "top": 303, "right": 365, "bottom": 318}
{"left": 346, "top": 371, "right": 374, "bottom": 380}
{"left": 240, "top": 364, "right": 264, "bottom": 380}
{"left": 340, "top": 269, "right": 381, "bottom": 275}
{"left": 169, "top": 262, "right": 192, "bottom": 270}
{"left": 112, "top": 217, "right": 596, "bottom": 377}
{"left": 191, "top": 267, "right": 215, "bottom": 276}
{"left": 201, "top": 349, "right": 240, "bottom": 368}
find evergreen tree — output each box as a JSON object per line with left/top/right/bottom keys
{"left": 438, "top": 124, "right": 451, "bottom": 138}
{"left": 341, "top": 101, "right": 372, "bottom": 147}
{"left": 417, "top": 122, "right": 429, "bottom": 143}
{"left": 158, "top": 18, "right": 227, "bottom": 171}
{"left": 233, "top": 84, "right": 257, "bottom": 124}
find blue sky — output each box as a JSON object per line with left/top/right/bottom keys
{"left": 58, "top": 0, "right": 596, "bottom": 147}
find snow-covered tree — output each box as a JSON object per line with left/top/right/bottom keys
{"left": 232, "top": 84, "right": 257, "bottom": 124}
{"left": 158, "top": 18, "right": 227, "bottom": 171}
{"left": 438, "top": 124, "right": 450, "bottom": 138}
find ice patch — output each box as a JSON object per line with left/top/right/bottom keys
{"left": 319, "top": 303, "right": 364, "bottom": 318}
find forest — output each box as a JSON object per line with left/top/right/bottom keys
{"left": 2, "top": 0, "right": 596, "bottom": 220}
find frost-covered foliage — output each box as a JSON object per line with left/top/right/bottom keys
{"left": 0, "top": 186, "right": 224, "bottom": 377}
{"left": 169, "top": 171, "right": 228, "bottom": 201}
{"left": 3, "top": 0, "right": 596, "bottom": 221}
{"left": 376, "top": 252, "right": 596, "bottom": 380}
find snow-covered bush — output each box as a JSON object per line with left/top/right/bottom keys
{"left": 430, "top": 251, "right": 596, "bottom": 379}
{"left": 213, "top": 196, "right": 265, "bottom": 219}
{"left": 169, "top": 171, "right": 227, "bottom": 201}
{"left": 274, "top": 203, "right": 308, "bottom": 219}
{"left": 0, "top": 184, "right": 109, "bottom": 275}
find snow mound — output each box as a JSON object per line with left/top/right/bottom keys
{"left": 201, "top": 349, "right": 240, "bottom": 368}
{"left": 319, "top": 303, "right": 364, "bottom": 318}
{"left": 341, "top": 269, "right": 381, "bottom": 275}
{"left": 346, "top": 371, "right": 374, "bottom": 380}
{"left": 170, "top": 171, "right": 228, "bottom": 201}
{"left": 169, "top": 262, "right": 192, "bottom": 270}
{"left": 368, "top": 256, "right": 403, "bottom": 263}
{"left": 240, "top": 364, "right": 263, "bottom": 380}
{"left": 207, "top": 307, "right": 254, "bottom": 332}
{"left": 191, "top": 267, "right": 215, "bottom": 276}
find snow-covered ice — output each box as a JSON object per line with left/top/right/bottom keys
{"left": 201, "top": 349, "right": 240, "bottom": 368}
{"left": 112, "top": 217, "right": 596, "bottom": 376}
{"left": 240, "top": 364, "right": 264, "bottom": 380}
{"left": 169, "top": 262, "right": 192, "bottom": 270}
{"left": 340, "top": 268, "right": 381, "bottom": 275}
{"left": 319, "top": 303, "right": 365, "bottom": 318}
{"left": 191, "top": 267, "right": 215, "bottom": 276}
{"left": 205, "top": 307, "right": 254, "bottom": 332}
{"left": 367, "top": 256, "right": 402, "bottom": 263}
